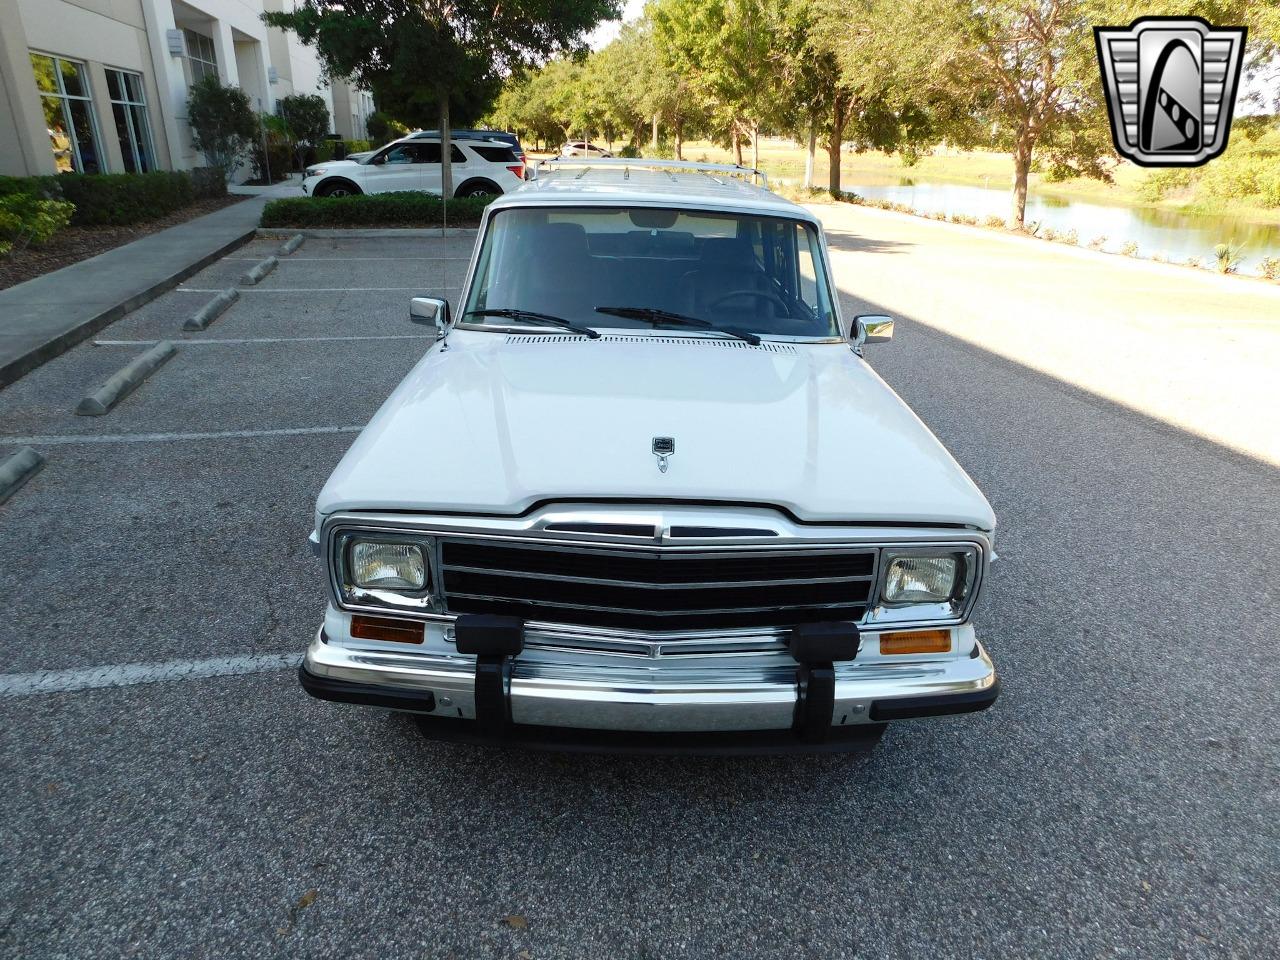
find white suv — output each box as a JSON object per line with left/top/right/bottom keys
{"left": 303, "top": 136, "right": 526, "bottom": 199}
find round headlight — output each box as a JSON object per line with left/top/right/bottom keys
{"left": 882, "top": 555, "right": 958, "bottom": 605}
{"left": 349, "top": 540, "right": 426, "bottom": 591}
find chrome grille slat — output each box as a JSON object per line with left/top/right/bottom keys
{"left": 445, "top": 591, "right": 867, "bottom": 617}
{"left": 439, "top": 538, "right": 877, "bottom": 636}
{"left": 441, "top": 562, "right": 873, "bottom": 590}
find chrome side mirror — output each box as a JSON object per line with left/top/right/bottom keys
{"left": 410, "top": 296, "right": 449, "bottom": 334}
{"left": 852, "top": 314, "right": 895, "bottom": 346}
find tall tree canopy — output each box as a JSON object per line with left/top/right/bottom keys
{"left": 265, "top": 0, "right": 618, "bottom": 195}
{"left": 853, "top": 0, "right": 1280, "bottom": 225}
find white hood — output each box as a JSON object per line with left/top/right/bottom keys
{"left": 317, "top": 333, "right": 996, "bottom": 530}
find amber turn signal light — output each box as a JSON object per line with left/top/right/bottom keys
{"left": 351, "top": 614, "right": 424, "bottom": 644}
{"left": 879, "top": 629, "right": 951, "bottom": 655}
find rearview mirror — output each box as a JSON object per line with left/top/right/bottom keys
{"left": 410, "top": 297, "right": 449, "bottom": 333}
{"left": 852, "top": 314, "right": 894, "bottom": 346}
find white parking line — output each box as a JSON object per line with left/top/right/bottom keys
{"left": 0, "top": 425, "right": 363, "bottom": 446}
{"left": 0, "top": 652, "right": 299, "bottom": 696}
{"left": 223, "top": 256, "right": 471, "bottom": 262}
{"left": 177, "top": 287, "right": 457, "bottom": 293}
{"left": 95, "top": 335, "right": 434, "bottom": 346}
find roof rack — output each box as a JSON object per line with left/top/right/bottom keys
{"left": 535, "top": 156, "right": 769, "bottom": 189}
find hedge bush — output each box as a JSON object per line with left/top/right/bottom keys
{"left": 313, "top": 139, "right": 373, "bottom": 162}
{"left": 0, "top": 170, "right": 215, "bottom": 226}
{"left": 261, "top": 192, "right": 495, "bottom": 228}
{"left": 57, "top": 171, "right": 195, "bottom": 225}
{"left": 0, "top": 193, "right": 75, "bottom": 256}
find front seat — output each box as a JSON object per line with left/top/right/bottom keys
{"left": 513, "top": 222, "right": 596, "bottom": 320}
{"left": 683, "top": 237, "right": 769, "bottom": 318}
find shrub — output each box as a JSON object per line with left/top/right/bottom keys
{"left": 0, "top": 193, "right": 75, "bottom": 255}
{"left": 1185, "top": 256, "right": 1201, "bottom": 269}
{"left": 1087, "top": 235, "right": 1107, "bottom": 251}
{"left": 1059, "top": 228, "right": 1078, "bottom": 245}
{"left": 260, "top": 191, "right": 496, "bottom": 228}
{"left": 983, "top": 215, "right": 1006, "bottom": 229}
{"left": 1120, "top": 241, "right": 1139, "bottom": 257}
{"left": 252, "top": 113, "right": 293, "bottom": 180}
{"left": 187, "top": 75, "right": 256, "bottom": 179}
{"left": 190, "top": 166, "right": 227, "bottom": 199}
{"left": 616, "top": 143, "right": 641, "bottom": 159}
{"left": 1138, "top": 168, "right": 1194, "bottom": 202}
{"left": 280, "top": 93, "right": 331, "bottom": 171}
{"left": 1259, "top": 256, "right": 1280, "bottom": 281}
{"left": 54, "top": 171, "right": 194, "bottom": 226}
{"left": 366, "top": 111, "right": 409, "bottom": 146}
{"left": 0, "top": 175, "right": 62, "bottom": 200}
{"left": 1213, "top": 241, "right": 1243, "bottom": 274}
{"left": 1040, "top": 226, "right": 1057, "bottom": 241}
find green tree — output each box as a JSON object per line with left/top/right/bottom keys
{"left": 279, "top": 93, "right": 331, "bottom": 171}
{"left": 652, "top": 0, "right": 776, "bottom": 166}
{"left": 264, "top": 0, "right": 618, "bottom": 198}
{"left": 843, "top": 0, "right": 1280, "bottom": 227}
{"left": 186, "top": 76, "right": 257, "bottom": 181}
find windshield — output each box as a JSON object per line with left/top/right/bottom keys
{"left": 461, "top": 206, "right": 840, "bottom": 339}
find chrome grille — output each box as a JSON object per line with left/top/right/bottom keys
{"left": 439, "top": 539, "right": 875, "bottom": 633}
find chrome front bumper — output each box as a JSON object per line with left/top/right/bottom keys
{"left": 301, "top": 627, "right": 999, "bottom": 750}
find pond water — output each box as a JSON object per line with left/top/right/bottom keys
{"left": 845, "top": 175, "right": 1280, "bottom": 275}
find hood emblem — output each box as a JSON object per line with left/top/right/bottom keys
{"left": 652, "top": 437, "right": 675, "bottom": 473}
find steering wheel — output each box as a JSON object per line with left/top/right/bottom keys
{"left": 706, "top": 289, "right": 791, "bottom": 314}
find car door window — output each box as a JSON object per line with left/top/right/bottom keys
{"left": 379, "top": 144, "right": 420, "bottom": 164}
{"left": 414, "top": 143, "right": 467, "bottom": 164}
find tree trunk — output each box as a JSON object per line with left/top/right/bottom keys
{"left": 751, "top": 122, "right": 759, "bottom": 170}
{"left": 827, "top": 92, "right": 848, "bottom": 195}
{"left": 651, "top": 113, "right": 659, "bottom": 152}
{"left": 674, "top": 118, "right": 684, "bottom": 160}
{"left": 439, "top": 91, "right": 453, "bottom": 204}
{"left": 1011, "top": 136, "right": 1032, "bottom": 228}
{"left": 804, "top": 122, "right": 816, "bottom": 190}
{"left": 732, "top": 121, "right": 743, "bottom": 166}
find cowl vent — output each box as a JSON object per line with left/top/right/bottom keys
{"left": 504, "top": 334, "right": 797, "bottom": 354}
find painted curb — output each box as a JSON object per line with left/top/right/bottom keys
{"left": 240, "top": 256, "right": 279, "bottom": 285}
{"left": 183, "top": 288, "right": 239, "bottom": 331}
{"left": 76, "top": 341, "right": 177, "bottom": 416}
{"left": 278, "top": 234, "right": 304, "bottom": 255}
{"left": 0, "top": 446, "right": 45, "bottom": 504}
{"left": 0, "top": 227, "right": 256, "bottom": 390}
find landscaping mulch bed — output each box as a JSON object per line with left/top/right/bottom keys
{"left": 0, "top": 195, "right": 245, "bottom": 291}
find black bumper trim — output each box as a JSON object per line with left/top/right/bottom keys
{"left": 299, "top": 664, "right": 436, "bottom": 713}
{"left": 299, "top": 667, "right": 999, "bottom": 754}
{"left": 298, "top": 664, "right": 884, "bottom": 755}
{"left": 869, "top": 680, "right": 1000, "bottom": 721}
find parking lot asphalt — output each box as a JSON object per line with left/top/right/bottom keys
{"left": 1, "top": 228, "right": 1277, "bottom": 959}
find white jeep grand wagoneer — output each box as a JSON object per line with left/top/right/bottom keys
{"left": 300, "top": 159, "right": 999, "bottom": 753}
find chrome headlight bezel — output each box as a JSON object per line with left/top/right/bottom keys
{"left": 330, "top": 528, "right": 440, "bottom": 614}
{"left": 866, "top": 545, "right": 981, "bottom": 626}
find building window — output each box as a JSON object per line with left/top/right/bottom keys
{"left": 30, "top": 52, "right": 105, "bottom": 173}
{"left": 106, "top": 70, "right": 156, "bottom": 173}
{"left": 183, "top": 29, "right": 218, "bottom": 83}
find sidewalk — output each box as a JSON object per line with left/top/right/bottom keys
{"left": 228, "top": 173, "right": 305, "bottom": 199}
{"left": 0, "top": 195, "right": 267, "bottom": 388}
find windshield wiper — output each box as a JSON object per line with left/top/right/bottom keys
{"left": 463, "top": 308, "right": 600, "bottom": 339}
{"left": 595, "top": 306, "right": 761, "bottom": 346}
